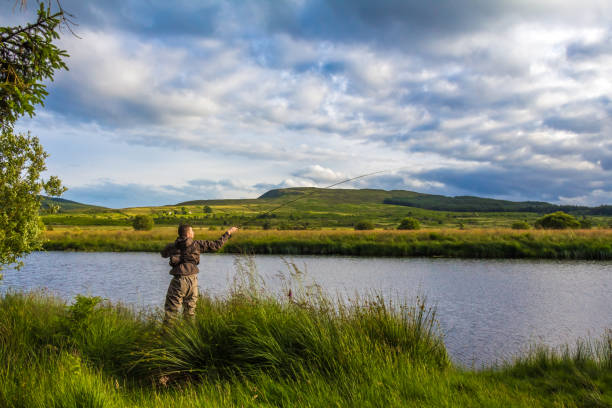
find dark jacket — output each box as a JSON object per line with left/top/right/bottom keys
{"left": 161, "top": 232, "right": 231, "bottom": 276}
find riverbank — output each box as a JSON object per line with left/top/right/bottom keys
{"left": 1, "top": 286, "right": 609, "bottom": 407}
{"left": 43, "top": 227, "right": 612, "bottom": 259}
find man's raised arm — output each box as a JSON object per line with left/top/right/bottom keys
{"left": 196, "top": 227, "right": 238, "bottom": 253}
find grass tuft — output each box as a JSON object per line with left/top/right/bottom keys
{"left": 1, "top": 258, "right": 610, "bottom": 406}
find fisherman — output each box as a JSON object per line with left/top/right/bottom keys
{"left": 161, "top": 223, "right": 238, "bottom": 323}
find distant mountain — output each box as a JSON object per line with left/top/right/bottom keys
{"left": 256, "top": 188, "right": 612, "bottom": 215}
{"left": 40, "top": 196, "right": 108, "bottom": 212}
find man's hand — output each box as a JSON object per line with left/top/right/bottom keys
{"left": 227, "top": 226, "right": 239, "bottom": 235}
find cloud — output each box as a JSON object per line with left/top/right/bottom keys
{"left": 65, "top": 181, "right": 179, "bottom": 208}
{"left": 292, "top": 165, "right": 345, "bottom": 183}
{"left": 5, "top": 1, "right": 612, "bottom": 206}
{"left": 65, "top": 178, "right": 260, "bottom": 208}
{"left": 544, "top": 115, "right": 602, "bottom": 134}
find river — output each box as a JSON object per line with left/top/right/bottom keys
{"left": 2, "top": 252, "right": 610, "bottom": 368}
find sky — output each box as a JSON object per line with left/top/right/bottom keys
{"left": 4, "top": 0, "right": 612, "bottom": 208}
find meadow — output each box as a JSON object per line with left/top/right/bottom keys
{"left": 43, "top": 227, "right": 612, "bottom": 260}
{"left": 41, "top": 187, "right": 612, "bottom": 231}
{"left": 1, "top": 262, "right": 610, "bottom": 407}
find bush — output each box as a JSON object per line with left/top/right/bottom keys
{"left": 397, "top": 217, "right": 420, "bottom": 230}
{"left": 511, "top": 221, "right": 531, "bottom": 230}
{"left": 354, "top": 220, "right": 375, "bottom": 230}
{"left": 132, "top": 215, "right": 154, "bottom": 231}
{"left": 534, "top": 212, "right": 580, "bottom": 229}
{"left": 203, "top": 205, "right": 213, "bottom": 214}
{"left": 579, "top": 218, "right": 593, "bottom": 229}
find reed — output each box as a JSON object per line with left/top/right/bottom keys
{"left": 0, "top": 259, "right": 610, "bottom": 406}
{"left": 43, "top": 227, "right": 612, "bottom": 260}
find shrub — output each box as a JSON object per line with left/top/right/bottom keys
{"left": 203, "top": 205, "right": 213, "bottom": 214}
{"left": 354, "top": 220, "right": 375, "bottom": 230}
{"left": 397, "top": 217, "right": 420, "bottom": 230}
{"left": 579, "top": 218, "right": 593, "bottom": 229}
{"left": 511, "top": 221, "right": 531, "bottom": 230}
{"left": 132, "top": 215, "right": 154, "bottom": 231}
{"left": 534, "top": 212, "right": 580, "bottom": 229}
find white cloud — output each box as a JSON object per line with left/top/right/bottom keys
{"left": 292, "top": 165, "right": 346, "bottom": 183}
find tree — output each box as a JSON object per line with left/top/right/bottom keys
{"left": 0, "top": 130, "right": 64, "bottom": 267}
{"left": 1, "top": 3, "right": 69, "bottom": 269}
{"left": 511, "top": 221, "right": 531, "bottom": 230}
{"left": 203, "top": 205, "right": 213, "bottom": 214}
{"left": 354, "top": 220, "right": 375, "bottom": 230}
{"left": 397, "top": 217, "right": 420, "bottom": 230}
{"left": 1, "top": 3, "right": 69, "bottom": 127}
{"left": 534, "top": 212, "right": 580, "bottom": 229}
{"left": 132, "top": 215, "right": 154, "bottom": 231}
{"left": 579, "top": 217, "right": 593, "bottom": 229}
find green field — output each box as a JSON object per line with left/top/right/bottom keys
{"left": 40, "top": 188, "right": 612, "bottom": 259}
{"left": 1, "top": 280, "right": 610, "bottom": 407}
{"left": 41, "top": 187, "right": 612, "bottom": 230}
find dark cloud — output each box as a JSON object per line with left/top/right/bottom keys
{"left": 566, "top": 35, "right": 612, "bottom": 60}
{"left": 65, "top": 178, "right": 250, "bottom": 208}
{"left": 413, "top": 166, "right": 612, "bottom": 202}
{"left": 64, "top": 181, "right": 178, "bottom": 208}
{"left": 544, "top": 115, "right": 602, "bottom": 134}
{"left": 52, "top": 0, "right": 220, "bottom": 37}
{"left": 601, "top": 157, "right": 612, "bottom": 171}
{"left": 258, "top": 0, "right": 571, "bottom": 48}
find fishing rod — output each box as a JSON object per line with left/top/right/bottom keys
{"left": 237, "top": 168, "right": 394, "bottom": 228}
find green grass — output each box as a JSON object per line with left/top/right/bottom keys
{"left": 41, "top": 188, "right": 612, "bottom": 232}
{"left": 43, "top": 227, "right": 612, "bottom": 260}
{"left": 1, "top": 262, "right": 610, "bottom": 407}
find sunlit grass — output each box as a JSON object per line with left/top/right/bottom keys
{"left": 42, "top": 227, "right": 612, "bottom": 259}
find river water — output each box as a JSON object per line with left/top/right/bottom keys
{"left": 2, "top": 252, "right": 610, "bottom": 367}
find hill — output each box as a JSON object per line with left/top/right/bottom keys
{"left": 257, "top": 187, "right": 612, "bottom": 215}
{"left": 41, "top": 187, "right": 612, "bottom": 229}
{"left": 40, "top": 196, "right": 107, "bottom": 213}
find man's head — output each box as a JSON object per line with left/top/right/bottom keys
{"left": 178, "top": 224, "right": 194, "bottom": 238}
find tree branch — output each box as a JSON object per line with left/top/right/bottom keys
{"left": 0, "top": 11, "right": 63, "bottom": 44}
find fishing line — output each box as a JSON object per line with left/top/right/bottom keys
{"left": 238, "top": 167, "right": 404, "bottom": 228}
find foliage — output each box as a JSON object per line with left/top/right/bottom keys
{"left": 534, "top": 212, "right": 581, "bottom": 230}
{"left": 0, "top": 3, "right": 69, "bottom": 126}
{"left": 579, "top": 217, "right": 593, "bottom": 229}
{"left": 0, "top": 3, "right": 68, "bottom": 269}
{"left": 132, "top": 215, "right": 154, "bottom": 231}
{"left": 354, "top": 220, "right": 375, "bottom": 230}
{"left": 384, "top": 193, "right": 586, "bottom": 214}
{"left": 203, "top": 205, "right": 213, "bottom": 213}
{"left": 511, "top": 221, "right": 531, "bottom": 230}
{"left": 0, "top": 130, "right": 64, "bottom": 269}
{"left": 397, "top": 217, "right": 420, "bottom": 230}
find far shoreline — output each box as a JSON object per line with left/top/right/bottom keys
{"left": 42, "top": 227, "right": 612, "bottom": 260}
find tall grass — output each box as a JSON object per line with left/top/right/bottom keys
{"left": 1, "top": 259, "right": 610, "bottom": 406}
{"left": 43, "top": 227, "right": 612, "bottom": 260}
